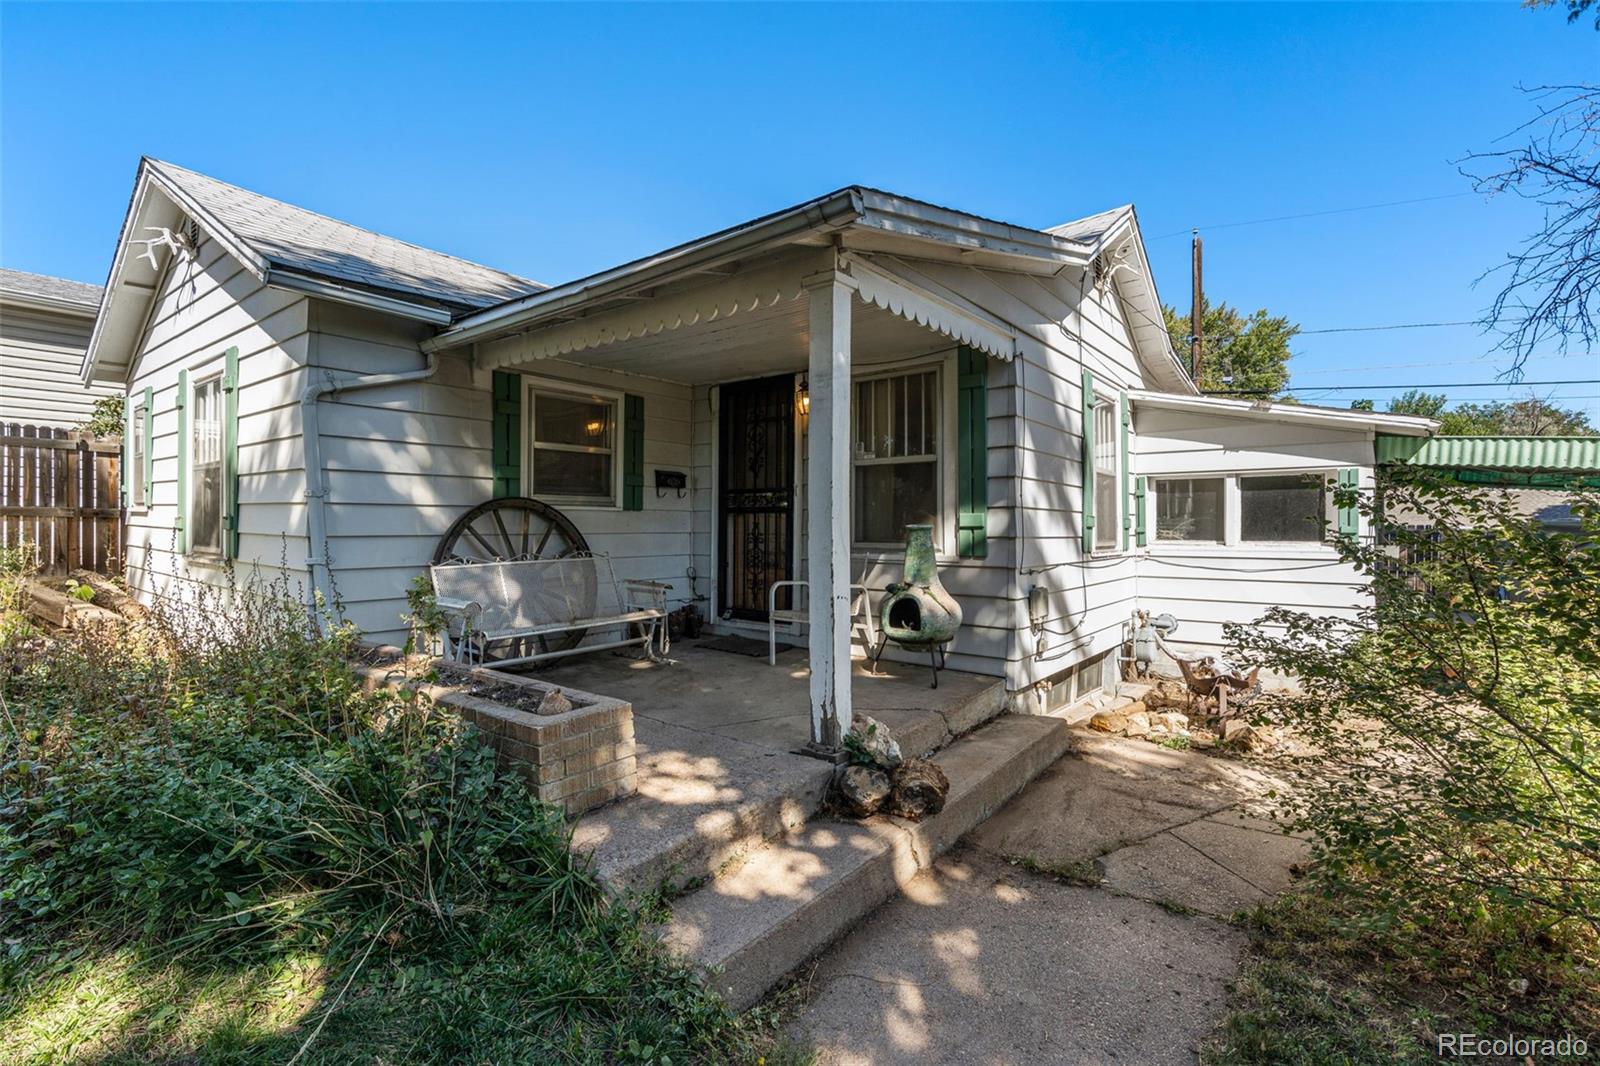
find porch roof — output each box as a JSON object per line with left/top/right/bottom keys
{"left": 426, "top": 186, "right": 1098, "bottom": 356}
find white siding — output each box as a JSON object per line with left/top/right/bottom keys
{"left": 1133, "top": 406, "right": 1376, "bottom": 654}
{"left": 123, "top": 237, "right": 312, "bottom": 612}
{"left": 0, "top": 303, "right": 116, "bottom": 427}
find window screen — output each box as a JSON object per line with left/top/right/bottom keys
{"left": 1093, "top": 399, "right": 1118, "bottom": 551}
{"left": 1240, "top": 474, "right": 1327, "bottom": 542}
{"left": 1156, "top": 478, "right": 1224, "bottom": 541}
{"left": 130, "top": 405, "right": 146, "bottom": 509}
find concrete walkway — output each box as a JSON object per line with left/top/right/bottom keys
{"left": 783, "top": 730, "right": 1310, "bottom": 1065}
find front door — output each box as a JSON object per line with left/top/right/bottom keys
{"left": 718, "top": 374, "right": 796, "bottom": 621}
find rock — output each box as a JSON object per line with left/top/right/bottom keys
{"left": 848, "top": 714, "right": 902, "bottom": 770}
{"left": 1121, "top": 700, "right": 1147, "bottom": 718}
{"left": 835, "top": 764, "right": 892, "bottom": 818}
{"left": 1189, "top": 728, "right": 1218, "bottom": 749}
{"left": 886, "top": 758, "right": 950, "bottom": 821}
{"left": 1089, "top": 711, "right": 1128, "bottom": 734}
{"left": 1123, "top": 712, "right": 1151, "bottom": 739}
{"left": 1222, "top": 720, "right": 1276, "bottom": 754}
{"left": 535, "top": 688, "right": 572, "bottom": 716}
{"left": 1154, "top": 711, "right": 1189, "bottom": 733}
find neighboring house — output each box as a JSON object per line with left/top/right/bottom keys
{"left": 82, "top": 158, "right": 1438, "bottom": 747}
{"left": 0, "top": 268, "right": 114, "bottom": 427}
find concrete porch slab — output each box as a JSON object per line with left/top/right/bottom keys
{"left": 535, "top": 638, "right": 1005, "bottom": 757}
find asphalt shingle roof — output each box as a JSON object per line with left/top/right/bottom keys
{"left": 0, "top": 268, "right": 103, "bottom": 309}
{"left": 148, "top": 160, "right": 544, "bottom": 314}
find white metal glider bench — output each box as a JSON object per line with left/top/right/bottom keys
{"left": 431, "top": 553, "right": 671, "bottom": 670}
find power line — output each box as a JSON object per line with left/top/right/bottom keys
{"left": 1290, "top": 351, "right": 1590, "bottom": 375}
{"left": 1210, "top": 378, "right": 1600, "bottom": 396}
{"left": 1148, "top": 191, "right": 1478, "bottom": 241}
{"left": 1297, "top": 320, "right": 1478, "bottom": 336}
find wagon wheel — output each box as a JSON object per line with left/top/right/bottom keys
{"left": 432, "top": 497, "right": 596, "bottom": 662}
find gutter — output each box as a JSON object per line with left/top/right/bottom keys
{"left": 424, "top": 188, "right": 870, "bottom": 353}
{"left": 300, "top": 347, "right": 439, "bottom": 618}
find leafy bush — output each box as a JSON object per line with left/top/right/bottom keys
{"left": 1227, "top": 469, "right": 1600, "bottom": 934}
{"left": 75, "top": 395, "right": 125, "bottom": 440}
{"left": 0, "top": 583, "right": 761, "bottom": 1063}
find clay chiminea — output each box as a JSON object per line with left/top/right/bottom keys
{"left": 871, "top": 525, "right": 963, "bottom": 688}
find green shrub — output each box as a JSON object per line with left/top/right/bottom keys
{"left": 0, "top": 582, "right": 760, "bottom": 1064}
{"left": 1227, "top": 469, "right": 1600, "bottom": 934}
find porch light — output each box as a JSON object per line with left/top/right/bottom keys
{"left": 797, "top": 374, "right": 810, "bottom": 416}
{"left": 585, "top": 418, "right": 605, "bottom": 437}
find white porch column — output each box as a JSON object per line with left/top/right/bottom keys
{"left": 803, "top": 268, "right": 856, "bottom": 752}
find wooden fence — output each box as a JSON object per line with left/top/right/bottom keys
{"left": 0, "top": 423, "right": 122, "bottom": 574}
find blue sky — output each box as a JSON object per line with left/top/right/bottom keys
{"left": 3, "top": 2, "right": 1596, "bottom": 419}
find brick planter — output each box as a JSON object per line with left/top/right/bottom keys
{"left": 351, "top": 650, "right": 637, "bottom": 815}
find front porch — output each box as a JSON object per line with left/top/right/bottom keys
{"left": 542, "top": 638, "right": 1007, "bottom": 893}
{"left": 426, "top": 192, "right": 1100, "bottom": 754}
{"left": 540, "top": 639, "right": 1005, "bottom": 757}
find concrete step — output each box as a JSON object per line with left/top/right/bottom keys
{"left": 573, "top": 720, "right": 835, "bottom": 897}
{"left": 663, "top": 713, "right": 1074, "bottom": 1009}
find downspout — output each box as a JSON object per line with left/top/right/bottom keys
{"left": 300, "top": 349, "right": 439, "bottom": 616}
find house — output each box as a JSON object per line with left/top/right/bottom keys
{"left": 81, "top": 158, "right": 1440, "bottom": 753}
{"left": 1, "top": 268, "right": 114, "bottom": 428}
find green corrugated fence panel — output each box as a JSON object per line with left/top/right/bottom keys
{"left": 1376, "top": 433, "right": 1600, "bottom": 472}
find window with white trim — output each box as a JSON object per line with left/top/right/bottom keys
{"left": 190, "top": 376, "right": 224, "bottom": 556}
{"left": 1155, "top": 477, "right": 1224, "bottom": 542}
{"left": 853, "top": 368, "right": 940, "bottom": 546}
{"left": 1092, "top": 397, "right": 1119, "bottom": 551}
{"left": 525, "top": 382, "right": 618, "bottom": 505}
{"left": 1240, "top": 473, "right": 1328, "bottom": 542}
{"left": 129, "top": 403, "right": 147, "bottom": 509}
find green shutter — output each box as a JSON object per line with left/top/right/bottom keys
{"left": 1336, "top": 467, "right": 1360, "bottom": 541}
{"left": 141, "top": 386, "right": 154, "bottom": 505}
{"left": 175, "top": 370, "right": 189, "bottom": 553}
{"left": 623, "top": 393, "right": 645, "bottom": 511}
{"left": 1118, "top": 390, "right": 1131, "bottom": 550}
{"left": 1135, "top": 475, "right": 1148, "bottom": 547}
{"left": 121, "top": 393, "right": 133, "bottom": 508}
{"left": 491, "top": 371, "right": 522, "bottom": 498}
{"left": 1081, "top": 367, "right": 1096, "bottom": 554}
{"left": 956, "top": 347, "right": 988, "bottom": 558}
{"left": 221, "top": 347, "right": 240, "bottom": 559}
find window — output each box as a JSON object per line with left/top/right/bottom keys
{"left": 853, "top": 369, "right": 940, "bottom": 546}
{"left": 1092, "top": 397, "right": 1119, "bottom": 551}
{"left": 129, "top": 403, "right": 147, "bottom": 509}
{"left": 190, "top": 376, "right": 224, "bottom": 555}
{"left": 1241, "top": 474, "right": 1327, "bottom": 542}
{"left": 526, "top": 384, "right": 617, "bottom": 505}
{"left": 1156, "top": 478, "right": 1223, "bottom": 542}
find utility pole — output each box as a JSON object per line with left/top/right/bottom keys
{"left": 1190, "top": 229, "right": 1204, "bottom": 388}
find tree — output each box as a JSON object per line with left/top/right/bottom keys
{"left": 1227, "top": 470, "right": 1600, "bottom": 931}
{"left": 1459, "top": 83, "right": 1600, "bottom": 376}
{"left": 1162, "top": 298, "right": 1299, "bottom": 396}
{"left": 1379, "top": 389, "right": 1596, "bottom": 436}
{"left": 75, "top": 395, "right": 123, "bottom": 439}
{"left": 1523, "top": 0, "right": 1598, "bottom": 30}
